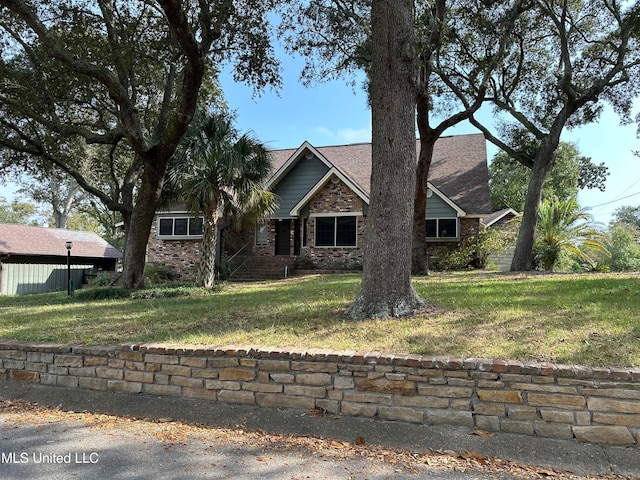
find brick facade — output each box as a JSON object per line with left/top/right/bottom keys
{"left": 147, "top": 223, "right": 202, "bottom": 281}
{"left": 300, "top": 175, "right": 366, "bottom": 269}
{"left": 147, "top": 177, "right": 484, "bottom": 278}
{"left": 2, "top": 340, "right": 640, "bottom": 447}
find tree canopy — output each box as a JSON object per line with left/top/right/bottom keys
{"left": 0, "top": 0, "right": 282, "bottom": 288}
{"left": 490, "top": 142, "right": 609, "bottom": 212}
{"left": 461, "top": 0, "right": 640, "bottom": 271}
{"left": 613, "top": 205, "right": 640, "bottom": 229}
{"left": 0, "top": 196, "right": 39, "bottom": 225}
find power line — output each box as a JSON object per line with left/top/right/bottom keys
{"left": 589, "top": 191, "right": 640, "bottom": 208}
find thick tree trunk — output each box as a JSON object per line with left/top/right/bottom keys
{"left": 346, "top": 0, "right": 425, "bottom": 319}
{"left": 121, "top": 163, "right": 166, "bottom": 289}
{"left": 196, "top": 203, "right": 220, "bottom": 288}
{"left": 510, "top": 137, "right": 561, "bottom": 271}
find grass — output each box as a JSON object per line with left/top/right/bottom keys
{"left": 0, "top": 272, "right": 638, "bottom": 368}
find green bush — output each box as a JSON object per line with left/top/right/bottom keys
{"left": 580, "top": 260, "right": 610, "bottom": 273}
{"left": 88, "top": 273, "right": 114, "bottom": 287}
{"left": 144, "top": 263, "right": 180, "bottom": 286}
{"left": 74, "top": 287, "right": 131, "bottom": 301}
{"left": 430, "top": 246, "right": 473, "bottom": 271}
{"left": 431, "top": 229, "right": 512, "bottom": 271}
{"left": 129, "top": 286, "right": 217, "bottom": 299}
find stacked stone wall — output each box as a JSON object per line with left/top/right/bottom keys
{"left": 1, "top": 341, "right": 639, "bottom": 447}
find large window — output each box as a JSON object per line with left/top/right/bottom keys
{"left": 426, "top": 218, "right": 458, "bottom": 239}
{"left": 157, "top": 216, "right": 203, "bottom": 239}
{"left": 315, "top": 216, "right": 357, "bottom": 247}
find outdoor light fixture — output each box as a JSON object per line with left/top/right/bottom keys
{"left": 65, "top": 241, "right": 73, "bottom": 296}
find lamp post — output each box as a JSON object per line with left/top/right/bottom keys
{"left": 65, "top": 241, "right": 73, "bottom": 296}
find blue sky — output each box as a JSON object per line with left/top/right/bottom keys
{"left": 2, "top": 51, "right": 638, "bottom": 226}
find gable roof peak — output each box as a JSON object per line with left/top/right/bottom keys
{"left": 269, "top": 133, "right": 491, "bottom": 216}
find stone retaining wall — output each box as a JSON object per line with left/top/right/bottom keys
{"left": 1, "top": 341, "right": 639, "bottom": 447}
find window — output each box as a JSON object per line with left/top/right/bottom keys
{"left": 315, "top": 216, "right": 357, "bottom": 247}
{"left": 426, "top": 218, "right": 458, "bottom": 239}
{"left": 156, "top": 216, "right": 204, "bottom": 239}
{"left": 255, "top": 224, "right": 269, "bottom": 246}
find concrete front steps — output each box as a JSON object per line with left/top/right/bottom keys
{"left": 227, "top": 256, "right": 296, "bottom": 282}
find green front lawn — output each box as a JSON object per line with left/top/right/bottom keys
{"left": 1, "top": 272, "right": 638, "bottom": 367}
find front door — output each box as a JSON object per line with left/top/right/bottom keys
{"left": 275, "top": 220, "right": 290, "bottom": 256}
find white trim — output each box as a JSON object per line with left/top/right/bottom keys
{"left": 255, "top": 224, "right": 269, "bottom": 246}
{"left": 309, "top": 211, "right": 364, "bottom": 218}
{"left": 266, "top": 141, "right": 333, "bottom": 190}
{"left": 290, "top": 168, "right": 369, "bottom": 216}
{"left": 426, "top": 182, "right": 466, "bottom": 217}
{"left": 156, "top": 215, "right": 204, "bottom": 240}
{"left": 482, "top": 208, "right": 521, "bottom": 227}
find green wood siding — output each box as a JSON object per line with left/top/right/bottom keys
{"left": 425, "top": 194, "right": 456, "bottom": 218}
{"left": 272, "top": 156, "right": 330, "bottom": 218}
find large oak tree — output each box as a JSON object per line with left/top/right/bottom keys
{"left": 281, "top": 0, "right": 531, "bottom": 275}
{"left": 345, "top": 0, "right": 425, "bottom": 319}
{"left": 0, "top": 0, "right": 281, "bottom": 288}
{"left": 456, "top": 0, "right": 640, "bottom": 270}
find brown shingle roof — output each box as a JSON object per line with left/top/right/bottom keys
{"left": 270, "top": 133, "right": 491, "bottom": 215}
{"left": 0, "top": 224, "right": 122, "bottom": 259}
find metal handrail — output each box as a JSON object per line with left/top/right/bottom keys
{"left": 229, "top": 256, "right": 252, "bottom": 278}
{"left": 227, "top": 240, "right": 252, "bottom": 264}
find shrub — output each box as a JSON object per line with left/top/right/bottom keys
{"left": 88, "top": 273, "right": 114, "bottom": 287}
{"left": 74, "top": 285, "right": 217, "bottom": 301}
{"left": 144, "top": 263, "right": 179, "bottom": 286}
{"left": 430, "top": 229, "right": 512, "bottom": 272}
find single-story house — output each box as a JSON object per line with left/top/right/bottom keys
{"left": 0, "top": 224, "right": 122, "bottom": 295}
{"left": 147, "top": 133, "right": 492, "bottom": 280}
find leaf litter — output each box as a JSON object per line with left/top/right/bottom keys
{"left": 0, "top": 398, "right": 630, "bottom": 479}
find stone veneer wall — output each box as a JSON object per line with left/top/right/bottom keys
{"left": 1, "top": 341, "right": 640, "bottom": 447}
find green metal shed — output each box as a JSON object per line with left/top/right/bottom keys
{"left": 0, "top": 224, "right": 122, "bottom": 295}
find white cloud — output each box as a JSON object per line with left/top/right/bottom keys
{"left": 313, "top": 126, "right": 371, "bottom": 145}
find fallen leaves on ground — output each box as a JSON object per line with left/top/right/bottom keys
{"left": 0, "top": 398, "right": 628, "bottom": 479}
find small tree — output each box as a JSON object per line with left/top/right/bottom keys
{"left": 603, "top": 222, "right": 640, "bottom": 272}
{"left": 0, "top": 196, "right": 39, "bottom": 225}
{"left": 535, "top": 196, "right": 606, "bottom": 272}
{"left": 164, "top": 113, "right": 276, "bottom": 288}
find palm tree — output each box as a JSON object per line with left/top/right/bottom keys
{"left": 535, "top": 195, "right": 606, "bottom": 272}
{"left": 164, "top": 112, "right": 277, "bottom": 287}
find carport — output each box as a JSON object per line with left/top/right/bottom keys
{"left": 0, "top": 224, "right": 122, "bottom": 295}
